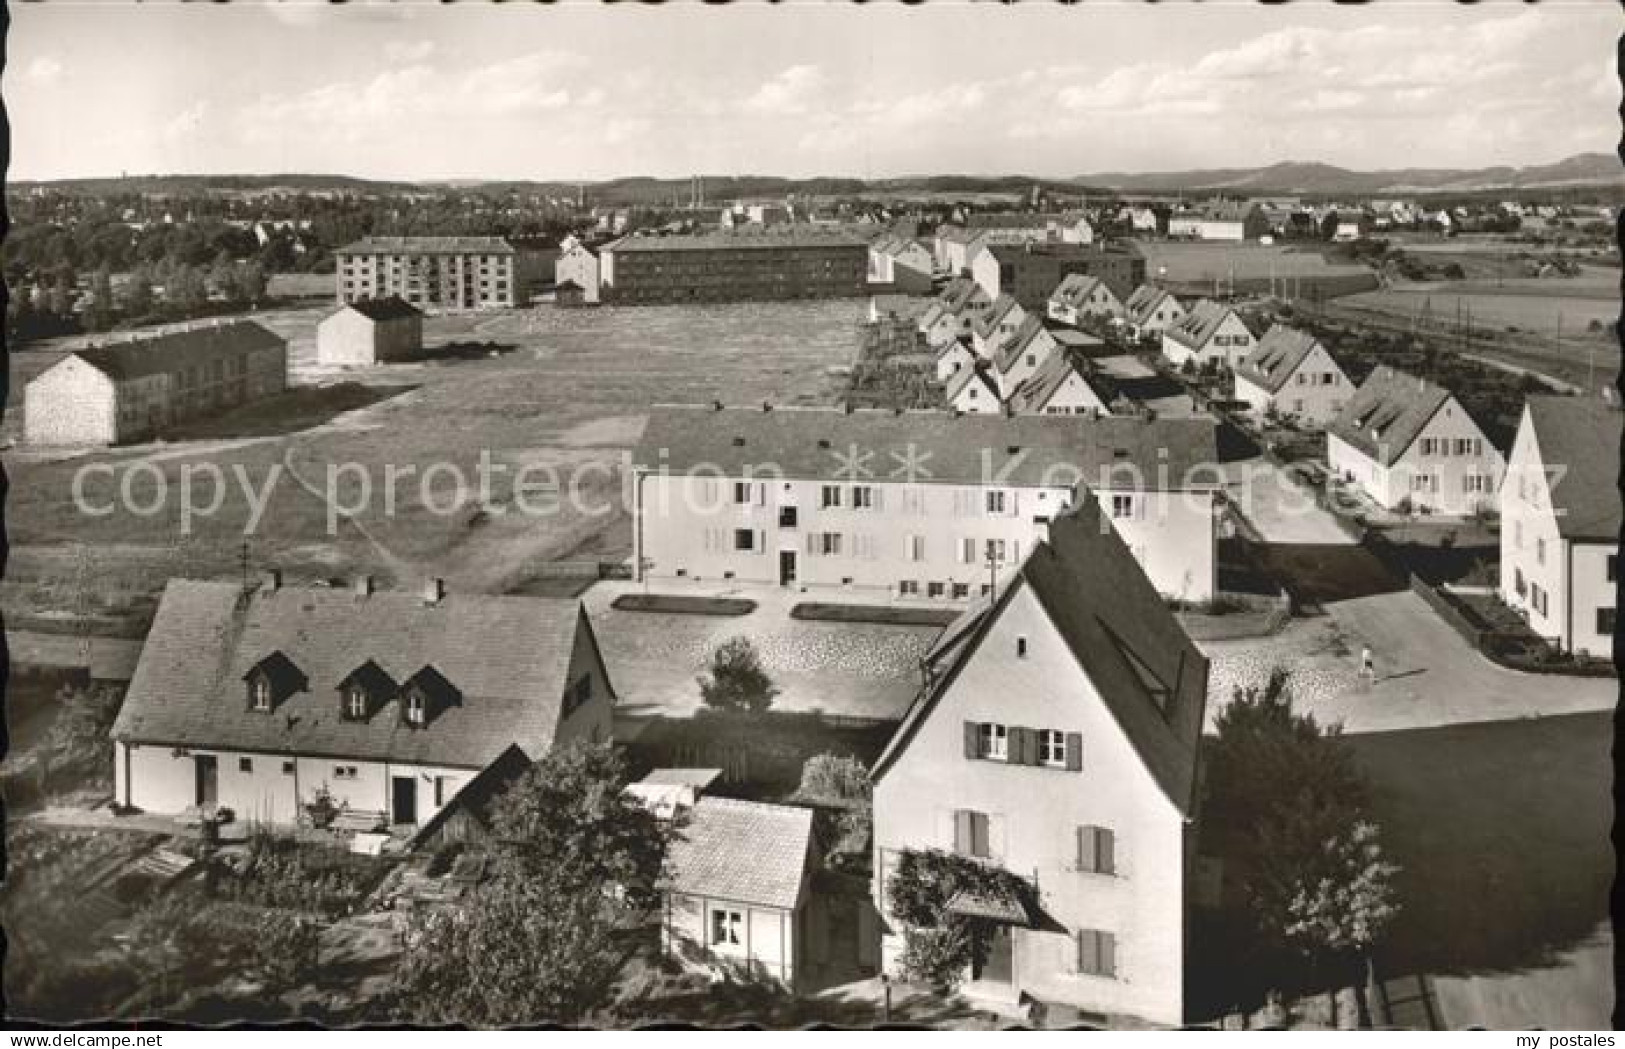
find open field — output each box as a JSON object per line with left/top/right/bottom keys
{"left": 2, "top": 299, "right": 869, "bottom": 622}
{"left": 1340, "top": 284, "right": 1616, "bottom": 339}
{"left": 1131, "top": 239, "right": 1379, "bottom": 298}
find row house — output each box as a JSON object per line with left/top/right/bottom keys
{"left": 24, "top": 319, "right": 287, "bottom": 446}
{"left": 971, "top": 242, "right": 1147, "bottom": 313}
{"left": 872, "top": 497, "right": 1209, "bottom": 1025}
{"left": 1499, "top": 395, "right": 1620, "bottom": 657}
{"left": 111, "top": 577, "right": 615, "bottom": 827}
{"left": 969, "top": 294, "right": 1030, "bottom": 360}
{"left": 919, "top": 277, "right": 995, "bottom": 349}
{"left": 946, "top": 364, "right": 1004, "bottom": 415}
{"left": 989, "top": 315, "right": 1062, "bottom": 398}
{"left": 1166, "top": 203, "right": 1269, "bottom": 242}
{"left": 867, "top": 233, "right": 936, "bottom": 293}
{"left": 1230, "top": 325, "right": 1351, "bottom": 429}
{"left": 598, "top": 232, "right": 868, "bottom": 304}
{"left": 630, "top": 405, "right": 1220, "bottom": 604}
{"left": 1160, "top": 300, "right": 1257, "bottom": 371}
{"left": 1007, "top": 352, "right": 1115, "bottom": 418}
{"left": 1123, "top": 285, "right": 1187, "bottom": 339}
{"left": 935, "top": 226, "right": 993, "bottom": 276}
{"left": 1326, "top": 366, "right": 1505, "bottom": 516}
{"left": 1048, "top": 274, "right": 1125, "bottom": 327}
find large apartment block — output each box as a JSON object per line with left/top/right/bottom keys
{"left": 598, "top": 232, "right": 868, "bottom": 304}
{"left": 631, "top": 406, "right": 1220, "bottom": 603}
{"left": 971, "top": 242, "right": 1147, "bottom": 312}
{"left": 335, "top": 236, "right": 520, "bottom": 312}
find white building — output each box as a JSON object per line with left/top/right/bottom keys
{"left": 989, "top": 315, "right": 1061, "bottom": 397}
{"left": 868, "top": 234, "right": 935, "bottom": 294}
{"left": 1231, "top": 325, "right": 1350, "bottom": 428}
{"left": 630, "top": 406, "right": 1220, "bottom": 604}
{"left": 24, "top": 320, "right": 288, "bottom": 447}
{"left": 971, "top": 295, "right": 1030, "bottom": 360}
{"left": 315, "top": 296, "right": 423, "bottom": 368}
{"left": 919, "top": 277, "right": 994, "bottom": 349}
{"left": 872, "top": 498, "right": 1208, "bottom": 1025}
{"left": 946, "top": 365, "right": 1004, "bottom": 415}
{"left": 936, "top": 337, "right": 979, "bottom": 383}
{"left": 1008, "top": 353, "right": 1114, "bottom": 417}
{"left": 110, "top": 577, "right": 615, "bottom": 827}
{"left": 554, "top": 242, "right": 602, "bottom": 304}
{"left": 335, "top": 236, "right": 521, "bottom": 312}
{"left": 1326, "top": 366, "right": 1505, "bottom": 516}
{"left": 1499, "top": 396, "right": 1620, "bottom": 657}
{"left": 1123, "top": 286, "right": 1187, "bottom": 339}
{"left": 1048, "top": 274, "right": 1124, "bottom": 328}
{"left": 1160, "top": 301, "right": 1256, "bottom": 371}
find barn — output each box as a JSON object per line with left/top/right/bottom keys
{"left": 315, "top": 296, "right": 423, "bottom": 367}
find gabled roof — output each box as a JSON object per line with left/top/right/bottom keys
{"left": 1050, "top": 273, "right": 1107, "bottom": 310}
{"left": 66, "top": 321, "right": 285, "bottom": 382}
{"left": 1326, "top": 365, "right": 1460, "bottom": 466}
{"left": 337, "top": 236, "right": 514, "bottom": 255}
{"left": 1522, "top": 395, "right": 1622, "bottom": 541}
{"left": 665, "top": 797, "right": 814, "bottom": 910}
{"left": 343, "top": 296, "right": 421, "bottom": 323}
{"left": 945, "top": 364, "right": 1001, "bottom": 406}
{"left": 1124, "top": 285, "right": 1181, "bottom": 325}
{"left": 1165, "top": 299, "right": 1243, "bottom": 350}
{"left": 1009, "top": 353, "right": 1111, "bottom": 415}
{"left": 873, "top": 496, "right": 1210, "bottom": 815}
{"left": 971, "top": 294, "right": 1022, "bottom": 340}
{"left": 1234, "top": 325, "right": 1334, "bottom": 394}
{"left": 633, "top": 405, "right": 1218, "bottom": 489}
{"left": 112, "top": 581, "right": 601, "bottom": 768}
{"left": 993, "top": 315, "right": 1055, "bottom": 375}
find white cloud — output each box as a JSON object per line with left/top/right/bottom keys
{"left": 743, "top": 65, "right": 828, "bottom": 115}
{"left": 384, "top": 40, "right": 436, "bottom": 63}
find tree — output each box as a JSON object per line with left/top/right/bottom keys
{"left": 393, "top": 742, "right": 672, "bottom": 1024}
{"left": 1201, "top": 669, "right": 1401, "bottom": 995}
{"left": 121, "top": 266, "right": 155, "bottom": 316}
{"left": 1320, "top": 211, "right": 1341, "bottom": 242}
{"left": 696, "top": 636, "right": 779, "bottom": 714}
{"left": 43, "top": 684, "right": 123, "bottom": 793}
{"left": 796, "top": 753, "right": 872, "bottom": 805}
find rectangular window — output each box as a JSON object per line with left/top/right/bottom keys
{"left": 977, "top": 722, "right": 1008, "bottom": 761}
{"left": 1038, "top": 728, "right": 1067, "bottom": 767}
{"left": 852, "top": 486, "right": 875, "bottom": 510}
{"left": 1598, "top": 608, "right": 1616, "bottom": 635}
{"left": 733, "top": 481, "right": 753, "bottom": 505}
{"left": 928, "top": 581, "right": 946, "bottom": 599}
{"left": 1608, "top": 555, "right": 1617, "bottom": 583}
{"left": 238, "top": 757, "right": 253, "bottom": 773}
{"left": 709, "top": 907, "right": 744, "bottom": 947}
{"left": 1076, "top": 826, "right": 1116, "bottom": 875}
{"left": 954, "top": 809, "right": 992, "bottom": 859}
{"left": 282, "top": 761, "right": 295, "bottom": 775}
{"left": 1112, "top": 494, "right": 1134, "bottom": 519}
{"left": 908, "top": 535, "right": 926, "bottom": 562}
{"left": 1076, "top": 929, "right": 1117, "bottom": 977}
{"left": 405, "top": 690, "right": 426, "bottom": 726}
{"left": 734, "top": 529, "right": 756, "bottom": 552}
{"left": 984, "top": 539, "right": 1006, "bottom": 563}
{"left": 986, "top": 490, "right": 1006, "bottom": 514}
{"left": 899, "top": 580, "right": 919, "bottom": 596}
{"left": 962, "top": 537, "right": 978, "bottom": 564}
{"left": 250, "top": 677, "right": 271, "bottom": 711}
{"left": 952, "top": 582, "right": 970, "bottom": 599}
{"left": 1536, "top": 538, "right": 1546, "bottom": 566}
{"left": 344, "top": 688, "right": 367, "bottom": 720}
{"left": 819, "top": 532, "right": 842, "bottom": 556}
{"left": 778, "top": 506, "right": 798, "bottom": 528}
{"left": 820, "top": 485, "right": 842, "bottom": 509}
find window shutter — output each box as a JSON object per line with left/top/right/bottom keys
{"left": 1077, "top": 930, "right": 1097, "bottom": 974}
{"left": 971, "top": 812, "right": 990, "bottom": 858}
{"left": 757, "top": 529, "right": 767, "bottom": 554}
{"left": 806, "top": 532, "right": 817, "bottom": 556}
{"left": 1100, "top": 932, "right": 1116, "bottom": 977}
{"left": 1065, "top": 732, "right": 1084, "bottom": 772}
{"left": 1098, "top": 828, "right": 1116, "bottom": 875}
{"left": 953, "top": 809, "right": 973, "bottom": 854}
{"left": 963, "top": 721, "right": 980, "bottom": 759}
{"left": 873, "top": 488, "right": 885, "bottom": 511}
{"left": 1075, "top": 826, "right": 1089, "bottom": 871}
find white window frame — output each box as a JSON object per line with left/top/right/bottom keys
{"left": 978, "top": 722, "right": 1008, "bottom": 761}
{"left": 1038, "top": 729, "right": 1067, "bottom": 767}
{"left": 709, "top": 906, "right": 744, "bottom": 948}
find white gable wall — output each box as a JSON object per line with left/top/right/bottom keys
{"left": 25, "top": 356, "right": 119, "bottom": 446}
{"left": 873, "top": 584, "right": 1188, "bottom": 1024}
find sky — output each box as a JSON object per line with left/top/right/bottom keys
{"left": 6, "top": 1, "right": 1620, "bottom": 183}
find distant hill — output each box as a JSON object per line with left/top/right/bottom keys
{"left": 13, "top": 154, "right": 1619, "bottom": 201}
{"left": 1078, "top": 153, "right": 1623, "bottom": 195}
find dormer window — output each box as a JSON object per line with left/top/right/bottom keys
{"left": 337, "top": 659, "right": 396, "bottom": 723}
{"left": 344, "top": 687, "right": 367, "bottom": 720}
{"left": 242, "top": 651, "right": 307, "bottom": 714}
{"left": 399, "top": 664, "right": 460, "bottom": 728}
{"left": 404, "top": 689, "right": 427, "bottom": 726}
{"left": 250, "top": 676, "right": 272, "bottom": 711}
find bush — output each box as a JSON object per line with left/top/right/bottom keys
{"left": 899, "top": 925, "right": 973, "bottom": 992}
{"left": 696, "top": 636, "right": 779, "bottom": 714}
{"left": 796, "top": 753, "right": 872, "bottom": 805}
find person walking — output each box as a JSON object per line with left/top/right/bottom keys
{"left": 1360, "top": 645, "right": 1376, "bottom": 684}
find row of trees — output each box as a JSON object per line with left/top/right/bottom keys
{"left": 5, "top": 254, "right": 269, "bottom": 343}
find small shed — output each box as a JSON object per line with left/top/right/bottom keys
{"left": 316, "top": 296, "right": 423, "bottom": 367}
{"left": 662, "top": 796, "right": 816, "bottom": 991}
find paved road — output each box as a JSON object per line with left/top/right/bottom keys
{"left": 1220, "top": 458, "right": 1354, "bottom": 546}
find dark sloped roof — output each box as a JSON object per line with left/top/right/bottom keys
{"left": 406, "top": 743, "right": 534, "bottom": 850}
{"left": 971, "top": 295, "right": 1022, "bottom": 340}
{"left": 337, "top": 236, "right": 515, "bottom": 255}
{"left": 1234, "top": 325, "right": 1332, "bottom": 394}
{"left": 666, "top": 797, "right": 814, "bottom": 910}
{"left": 1165, "top": 299, "right": 1242, "bottom": 350}
{"left": 112, "top": 580, "right": 598, "bottom": 768}
{"left": 603, "top": 231, "right": 865, "bottom": 252}
{"left": 1050, "top": 273, "right": 1107, "bottom": 309}
{"left": 1125, "top": 285, "right": 1181, "bottom": 325}
{"left": 873, "top": 496, "right": 1210, "bottom": 815}
{"left": 633, "top": 405, "right": 1218, "bottom": 490}
{"left": 1326, "top": 365, "right": 1457, "bottom": 466}
{"left": 1524, "top": 395, "right": 1622, "bottom": 540}
{"left": 69, "top": 321, "right": 286, "bottom": 382}
{"left": 945, "top": 363, "right": 1000, "bottom": 405}
{"left": 1009, "top": 353, "right": 1109, "bottom": 414}
{"left": 344, "top": 296, "right": 421, "bottom": 323}
{"left": 993, "top": 315, "right": 1054, "bottom": 375}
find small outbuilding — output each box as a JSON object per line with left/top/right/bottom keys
{"left": 316, "top": 295, "right": 423, "bottom": 367}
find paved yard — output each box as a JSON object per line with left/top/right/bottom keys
{"left": 1221, "top": 458, "right": 1354, "bottom": 546}
{"left": 1347, "top": 713, "right": 1613, "bottom": 1030}
{"left": 586, "top": 581, "right": 936, "bottom": 719}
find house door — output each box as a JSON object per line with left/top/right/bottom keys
{"left": 974, "top": 926, "right": 1014, "bottom": 985}
{"left": 778, "top": 550, "right": 798, "bottom": 587}
{"left": 392, "top": 776, "right": 418, "bottom": 825}
{"left": 193, "top": 755, "right": 218, "bottom": 808}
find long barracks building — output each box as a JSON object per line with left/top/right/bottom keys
{"left": 630, "top": 405, "right": 1220, "bottom": 604}
{"left": 598, "top": 232, "right": 868, "bottom": 304}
